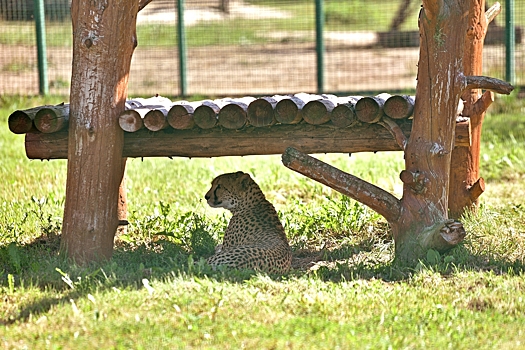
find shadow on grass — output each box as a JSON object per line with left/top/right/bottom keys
{"left": 2, "top": 231, "right": 525, "bottom": 325}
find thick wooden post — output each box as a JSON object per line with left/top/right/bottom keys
{"left": 448, "top": 1, "right": 498, "bottom": 218}
{"left": 392, "top": 1, "right": 471, "bottom": 262}
{"left": 61, "top": 0, "right": 138, "bottom": 263}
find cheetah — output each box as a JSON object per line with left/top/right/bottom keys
{"left": 204, "top": 171, "right": 292, "bottom": 273}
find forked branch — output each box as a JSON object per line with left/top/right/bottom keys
{"left": 282, "top": 147, "right": 401, "bottom": 222}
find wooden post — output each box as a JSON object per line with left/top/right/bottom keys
{"left": 448, "top": 1, "right": 500, "bottom": 218}
{"left": 392, "top": 1, "right": 477, "bottom": 262}
{"left": 282, "top": 0, "right": 512, "bottom": 265}
{"left": 61, "top": 0, "right": 139, "bottom": 263}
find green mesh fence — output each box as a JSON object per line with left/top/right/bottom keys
{"left": 0, "top": 0, "right": 523, "bottom": 96}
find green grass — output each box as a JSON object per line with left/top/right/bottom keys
{"left": 1, "top": 94, "right": 525, "bottom": 348}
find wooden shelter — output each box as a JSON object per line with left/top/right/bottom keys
{"left": 8, "top": 0, "right": 513, "bottom": 265}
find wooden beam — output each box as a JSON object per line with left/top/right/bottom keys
{"left": 25, "top": 120, "right": 471, "bottom": 160}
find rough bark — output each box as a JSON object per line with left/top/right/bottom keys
{"left": 61, "top": 0, "right": 138, "bottom": 263}
{"left": 282, "top": 147, "right": 401, "bottom": 222}
{"left": 280, "top": 1, "right": 511, "bottom": 266}
{"left": 448, "top": 0, "right": 499, "bottom": 218}
{"left": 390, "top": 1, "right": 473, "bottom": 263}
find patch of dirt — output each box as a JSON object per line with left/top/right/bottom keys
{"left": 137, "top": 0, "right": 291, "bottom": 25}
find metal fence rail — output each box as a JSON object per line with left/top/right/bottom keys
{"left": 0, "top": 0, "right": 522, "bottom": 96}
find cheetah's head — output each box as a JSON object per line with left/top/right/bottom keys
{"left": 205, "top": 171, "right": 254, "bottom": 210}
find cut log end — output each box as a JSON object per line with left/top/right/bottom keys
{"left": 355, "top": 95, "right": 386, "bottom": 123}
{"left": 8, "top": 110, "right": 34, "bottom": 134}
{"left": 331, "top": 103, "right": 357, "bottom": 128}
{"left": 144, "top": 109, "right": 169, "bottom": 132}
{"left": 119, "top": 110, "right": 144, "bottom": 132}
{"left": 302, "top": 100, "right": 334, "bottom": 125}
{"left": 383, "top": 95, "right": 414, "bottom": 120}
{"left": 440, "top": 220, "right": 467, "bottom": 246}
{"left": 167, "top": 104, "right": 195, "bottom": 130}
{"left": 194, "top": 103, "right": 219, "bottom": 129}
{"left": 218, "top": 103, "right": 247, "bottom": 130}
{"left": 418, "top": 220, "right": 467, "bottom": 253}
{"left": 247, "top": 98, "right": 275, "bottom": 127}
{"left": 275, "top": 98, "right": 303, "bottom": 124}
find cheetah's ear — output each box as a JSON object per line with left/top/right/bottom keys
{"left": 239, "top": 173, "right": 252, "bottom": 192}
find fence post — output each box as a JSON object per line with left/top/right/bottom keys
{"left": 315, "top": 0, "right": 324, "bottom": 94}
{"left": 177, "top": 0, "right": 187, "bottom": 97}
{"left": 505, "top": 0, "right": 515, "bottom": 85}
{"left": 34, "top": 0, "right": 48, "bottom": 95}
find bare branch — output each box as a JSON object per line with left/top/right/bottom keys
{"left": 378, "top": 116, "right": 408, "bottom": 150}
{"left": 282, "top": 147, "right": 401, "bottom": 223}
{"left": 464, "top": 75, "right": 514, "bottom": 94}
{"left": 138, "top": 0, "right": 154, "bottom": 12}
{"left": 485, "top": 2, "right": 501, "bottom": 24}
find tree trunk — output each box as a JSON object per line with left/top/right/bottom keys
{"left": 61, "top": 0, "right": 139, "bottom": 263}
{"left": 448, "top": 1, "right": 499, "bottom": 218}
{"left": 391, "top": 1, "right": 473, "bottom": 263}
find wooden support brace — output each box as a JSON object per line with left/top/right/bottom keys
{"left": 378, "top": 116, "right": 408, "bottom": 150}
{"left": 282, "top": 147, "right": 401, "bottom": 223}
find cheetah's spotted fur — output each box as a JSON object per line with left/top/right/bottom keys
{"left": 205, "top": 171, "right": 292, "bottom": 273}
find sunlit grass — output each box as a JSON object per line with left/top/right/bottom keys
{"left": 1, "top": 94, "right": 525, "bottom": 348}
